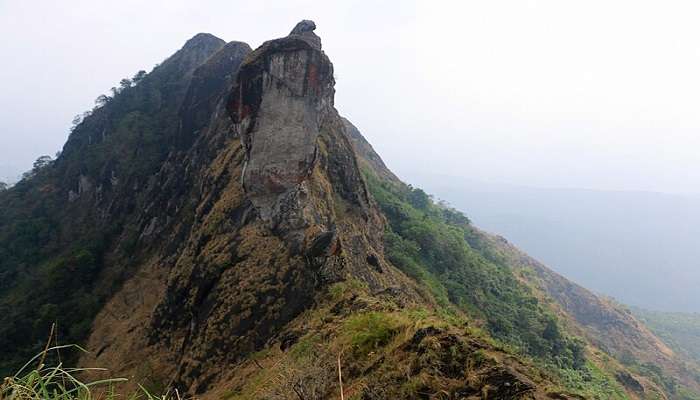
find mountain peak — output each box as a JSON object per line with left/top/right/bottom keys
{"left": 182, "top": 32, "right": 225, "bottom": 50}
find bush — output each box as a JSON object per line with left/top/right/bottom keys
{"left": 345, "top": 312, "right": 402, "bottom": 355}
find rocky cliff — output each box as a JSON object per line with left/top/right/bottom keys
{"left": 79, "top": 21, "right": 416, "bottom": 394}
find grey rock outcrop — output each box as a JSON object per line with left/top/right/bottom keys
{"left": 289, "top": 19, "right": 321, "bottom": 49}
{"left": 228, "top": 20, "right": 335, "bottom": 230}
{"left": 290, "top": 19, "right": 316, "bottom": 35}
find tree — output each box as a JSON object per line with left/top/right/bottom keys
{"left": 21, "top": 155, "right": 54, "bottom": 181}
{"left": 95, "top": 94, "right": 111, "bottom": 107}
{"left": 32, "top": 155, "right": 53, "bottom": 172}
{"left": 408, "top": 188, "right": 431, "bottom": 210}
{"left": 70, "top": 114, "right": 83, "bottom": 132}
{"left": 119, "top": 78, "right": 132, "bottom": 89}
{"left": 132, "top": 70, "right": 147, "bottom": 84}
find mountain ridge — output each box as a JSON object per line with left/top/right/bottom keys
{"left": 0, "top": 21, "right": 698, "bottom": 400}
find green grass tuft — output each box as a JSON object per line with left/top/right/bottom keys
{"left": 345, "top": 312, "right": 402, "bottom": 356}
{"left": 1, "top": 346, "right": 175, "bottom": 400}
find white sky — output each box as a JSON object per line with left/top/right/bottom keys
{"left": 1, "top": 0, "right": 700, "bottom": 193}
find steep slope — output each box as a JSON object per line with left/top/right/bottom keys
{"left": 1, "top": 20, "right": 699, "bottom": 400}
{"left": 0, "top": 32, "right": 233, "bottom": 374}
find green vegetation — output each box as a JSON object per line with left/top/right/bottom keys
{"left": 627, "top": 308, "right": 700, "bottom": 398}
{"left": 618, "top": 351, "right": 700, "bottom": 400}
{"left": 556, "top": 361, "right": 628, "bottom": 400}
{"left": 0, "top": 346, "right": 168, "bottom": 400}
{"left": 359, "top": 170, "right": 656, "bottom": 398}
{"left": 364, "top": 170, "right": 585, "bottom": 370}
{"left": 0, "top": 40, "right": 216, "bottom": 376}
{"left": 345, "top": 312, "right": 403, "bottom": 356}
{"left": 0, "top": 233, "right": 110, "bottom": 376}
{"left": 633, "top": 307, "right": 700, "bottom": 366}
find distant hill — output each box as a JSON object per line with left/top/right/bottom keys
{"left": 633, "top": 307, "right": 700, "bottom": 366}
{"left": 407, "top": 173, "right": 700, "bottom": 313}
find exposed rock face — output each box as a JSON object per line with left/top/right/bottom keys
{"left": 228, "top": 20, "right": 335, "bottom": 231}
{"left": 177, "top": 41, "right": 252, "bottom": 148}
{"left": 168, "top": 33, "right": 227, "bottom": 81}
{"left": 79, "top": 21, "right": 416, "bottom": 395}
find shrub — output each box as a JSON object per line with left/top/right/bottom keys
{"left": 345, "top": 312, "right": 402, "bottom": 355}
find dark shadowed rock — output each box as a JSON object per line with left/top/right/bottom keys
{"left": 178, "top": 41, "right": 252, "bottom": 147}
{"left": 308, "top": 230, "right": 335, "bottom": 258}
{"left": 616, "top": 371, "right": 645, "bottom": 393}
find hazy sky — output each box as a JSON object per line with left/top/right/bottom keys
{"left": 2, "top": 0, "right": 700, "bottom": 194}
